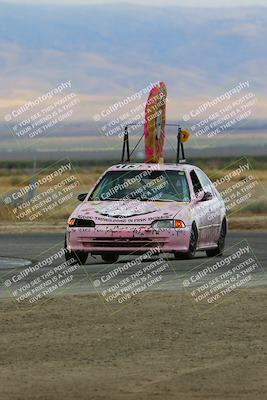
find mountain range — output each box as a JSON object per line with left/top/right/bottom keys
{"left": 0, "top": 2, "right": 266, "bottom": 137}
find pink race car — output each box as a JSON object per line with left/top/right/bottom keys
{"left": 65, "top": 163, "right": 227, "bottom": 264}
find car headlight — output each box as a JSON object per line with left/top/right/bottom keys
{"left": 151, "top": 219, "right": 185, "bottom": 229}
{"left": 69, "top": 218, "right": 95, "bottom": 227}
{"left": 151, "top": 220, "right": 174, "bottom": 229}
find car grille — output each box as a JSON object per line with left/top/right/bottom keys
{"left": 81, "top": 237, "right": 166, "bottom": 248}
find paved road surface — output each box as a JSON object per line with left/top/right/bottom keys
{"left": 0, "top": 231, "right": 266, "bottom": 302}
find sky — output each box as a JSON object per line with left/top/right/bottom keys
{"left": 2, "top": 0, "right": 267, "bottom": 7}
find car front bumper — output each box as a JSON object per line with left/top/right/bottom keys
{"left": 67, "top": 225, "right": 191, "bottom": 254}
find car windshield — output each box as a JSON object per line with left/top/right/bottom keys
{"left": 89, "top": 170, "right": 190, "bottom": 202}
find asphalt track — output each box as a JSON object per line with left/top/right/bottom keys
{"left": 0, "top": 231, "right": 266, "bottom": 301}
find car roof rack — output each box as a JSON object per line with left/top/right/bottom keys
{"left": 121, "top": 123, "right": 186, "bottom": 164}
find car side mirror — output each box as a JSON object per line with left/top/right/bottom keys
{"left": 195, "top": 190, "right": 205, "bottom": 202}
{"left": 202, "top": 191, "right": 213, "bottom": 201}
{"left": 77, "top": 193, "right": 87, "bottom": 202}
{"left": 195, "top": 190, "right": 212, "bottom": 202}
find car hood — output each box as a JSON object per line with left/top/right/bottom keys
{"left": 71, "top": 200, "right": 189, "bottom": 224}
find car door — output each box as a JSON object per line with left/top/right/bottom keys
{"left": 189, "top": 169, "right": 216, "bottom": 247}
{"left": 194, "top": 168, "right": 221, "bottom": 243}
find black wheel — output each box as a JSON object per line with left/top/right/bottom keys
{"left": 101, "top": 253, "right": 119, "bottom": 263}
{"left": 64, "top": 237, "right": 88, "bottom": 265}
{"left": 174, "top": 223, "right": 198, "bottom": 260}
{"left": 206, "top": 219, "right": 226, "bottom": 258}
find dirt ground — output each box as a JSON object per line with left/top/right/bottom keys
{"left": 0, "top": 289, "right": 267, "bottom": 400}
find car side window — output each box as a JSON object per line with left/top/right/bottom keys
{"left": 195, "top": 169, "right": 213, "bottom": 194}
{"left": 190, "top": 170, "right": 203, "bottom": 194}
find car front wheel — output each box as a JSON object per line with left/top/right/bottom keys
{"left": 64, "top": 237, "right": 88, "bottom": 265}
{"left": 101, "top": 253, "right": 119, "bottom": 263}
{"left": 174, "top": 223, "right": 198, "bottom": 260}
{"left": 206, "top": 220, "right": 226, "bottom": 258}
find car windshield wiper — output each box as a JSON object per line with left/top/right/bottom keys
{"left": 139, "top": 198, "right": 177, "bottom": 202}
{"left": 103, "top": 198, "right": 123, "bottom": 201}
{"left": 158, "top": 199, "right": 177, "bottom": 202}
{"left": 90, "top": 197, "right": 179, "bottom": 202}
{"left": 89, "top": 197, "right": 122, "bottom": 201}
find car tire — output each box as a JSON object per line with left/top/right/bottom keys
{"left": 64, "top": 236, "right": 88, "bottom": 265}
{"left": 101, "top": 253, "right": 119, "bottom": 263}
{"left": 206, "top": 219, "right": 226, "bottom": 258}
{"left": 174, "top": 223, "right": 198, "bottom": 260}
